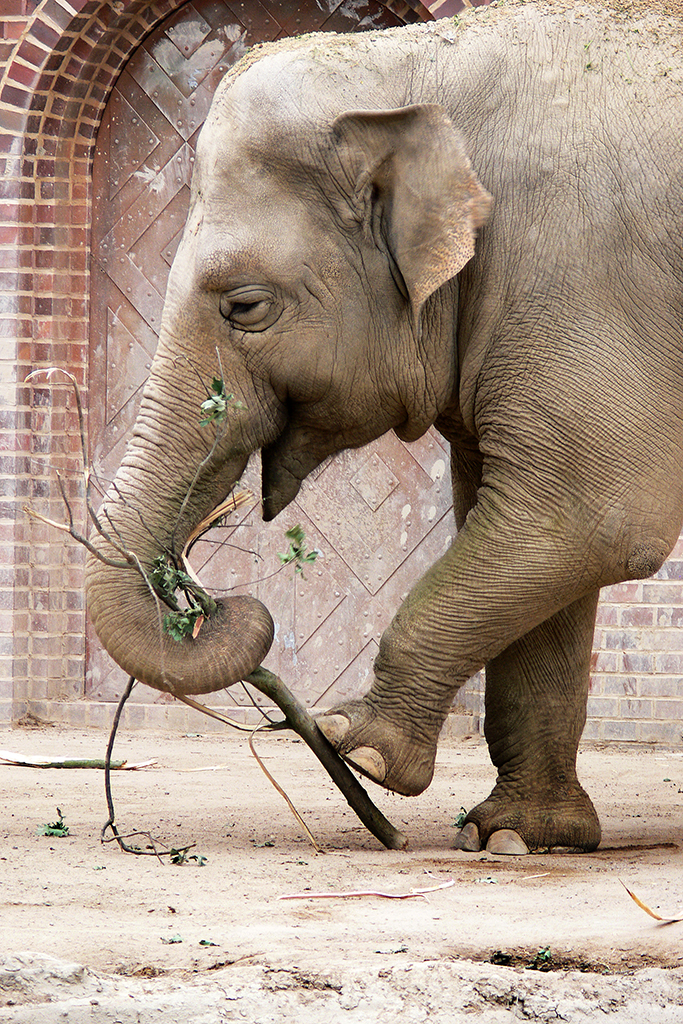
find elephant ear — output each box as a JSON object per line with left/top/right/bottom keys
{"left": 331, "top": 104, "right": 492, "bottom": 308}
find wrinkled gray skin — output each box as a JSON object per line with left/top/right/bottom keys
{"left": 86, "top": 1, "right": 683, "bottom": 854}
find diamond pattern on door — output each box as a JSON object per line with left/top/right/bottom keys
{"left": 87, "top": 0, "right": 442, "bottom": 708}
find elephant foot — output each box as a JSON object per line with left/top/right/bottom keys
{"left": 315, "top": 700, "right": 437, "bottom": 796}
{"left": 453, "top": 786, "right": 601, "bottom": 855}
{"left": 453, "top": 822, "right": 530, "bottom": 855}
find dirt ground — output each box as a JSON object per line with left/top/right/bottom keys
{"left": 0, "top": 722, "right": 682, "bottom": 1022}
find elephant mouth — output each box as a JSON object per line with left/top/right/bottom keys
{"left": 261, "top": 437, "right": 304, "bottom": 521}
{"left": 261, "top": 419, "right": 340, "bottom": 521}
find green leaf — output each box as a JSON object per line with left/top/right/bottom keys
{"left": 199, "top": 377, "right": 244, "bottom": 427}
{"left": 152, "top": 556, "right": 217, "bottom": 624}
{"left": 150, "top": 556, "right": 196, "bottom": 603}
{"left": 453, "top": 806, "right": 468, "bottom": 829}
{"left": 38, "top": 807, "right": 69, "bottom": 837}
{"left": 278, "top": 525, "right": 318, "bottom": 578}
{"left": 169, "top": 847, "right": 207, "bottom": 865}
{"left": 164, "top": 608, "right": 204, "bottom": 642}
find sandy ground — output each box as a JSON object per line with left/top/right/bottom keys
{"left": 0, "top": 723, "right": 682, "bottom": 1022}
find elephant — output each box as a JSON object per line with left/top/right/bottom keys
{"left": 85, "top": 0, "right": 683, "bottom": 856}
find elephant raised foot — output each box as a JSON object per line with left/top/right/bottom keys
{"left": 316, "top": 700, "right": 440, "bottom": 797}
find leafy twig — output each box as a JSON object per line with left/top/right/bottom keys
{"left": 278, "top": 525, "right": 318, "bottom": 577}
{"left": 170, "top": 350, "right": 234, "bottom": 553}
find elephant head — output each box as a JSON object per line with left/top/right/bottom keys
{"left": 84, "top": 44, "right": 491, "bottom": 696}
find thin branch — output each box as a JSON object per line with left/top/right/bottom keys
{"left": 27, "top": 367, "right": 88, "bottom": 468}
{"left": 101, "top": 677, "right": 198, "bottom": 862}
{"left": 27, "top": 368, "right": 118, "bottom": 553}
{"left": 26, "top": 367, "right": 160, "bottom": 580}
{"left": 23, "top": 506, "right": 132, "bottom": 569}
{"left": 278, "top": 880, "right": 455, "bottom": 901}
{"left": 193, "top": 538, "right": 262, "bottom": 561}
{"left": 174, "top": 692, "right": 285, "bottom": 734}
{"left": 56, "top": 472, "right": 74, "bottom": 530}
{"left": 240, "top": 680, "right": 280, "bottom": 725}
{"left": 101, "top": 676, "right": 156, "bottom": 855}
{"left": 170, "top": 354, "right": 230, "bottom": 555}
{"left": 190, "top": 560, "right": 291, "bottom": 596}
{"left": 183, "top": 491, "right": 255, "bottom": 558}
{"left": 249, "top": 722, "right": 324, "bottom": 854}
{"left": 110, "top": 481, "right": 174, "bottom": 555}
{"left": 174, "top": 353, "right": 214, "bottom": 400}
{"left": 180, "top": 490, "right": 255, "bottom": 589}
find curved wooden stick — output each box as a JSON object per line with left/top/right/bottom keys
{"left": 246, "top": 667, "right": 408, "bottom": 851}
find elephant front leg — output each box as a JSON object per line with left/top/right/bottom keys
{"left": 455, "top": 591, "right": 601, "bottom": 855}
{"left": 316, "top": 468, "right": 610, "bottom": 828}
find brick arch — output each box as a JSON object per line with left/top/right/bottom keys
{"left": 0, "top": 0, "right": 433, "bottom": 724}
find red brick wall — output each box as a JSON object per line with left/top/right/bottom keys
{"left": 1, "top": 0, "right": 682, "bottom": 743}
{"left": 587, "top": 536, "right": 683, "bottom": 743}
{"left": 1, "top": 0, "right": 214, "bottom": 727}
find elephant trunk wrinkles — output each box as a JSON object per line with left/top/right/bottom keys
{"left": 84, "top": 371, "right": 275, "bottom": 696}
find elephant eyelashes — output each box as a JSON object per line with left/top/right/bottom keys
{"left": 219, "top": 289, "right": 279, "bottom": 331}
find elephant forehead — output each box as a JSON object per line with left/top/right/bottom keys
{"left": 195, "top": 109, "right": 320, "bottom": 212}
{"left": 215, "top": 50, "right": 334, "bottom": 123}
{"left": 200, "top": 59, "right": 317, "bottom": 165}
{"left": 194, "top": 201, "right": 324, "bottom": 289}
{"left": 199, "top": 46, "right": 387, "bottom": 173}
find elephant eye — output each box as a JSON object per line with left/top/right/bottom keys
{"left": 219, "top": 288, "right": 278, "bottom": 332}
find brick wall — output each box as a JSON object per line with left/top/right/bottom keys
{"left": 1, "top": 0, "right": 682, "bottom": 743}
{"left": 588, "top": 534, "right": 683, "bottom": 744}
{"left": 0, "top": 0, "right": 208, "bottom": 727}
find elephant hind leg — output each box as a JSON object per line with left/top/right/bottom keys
{"left": 454, "top": 590, "right": 601, "bottom": 854}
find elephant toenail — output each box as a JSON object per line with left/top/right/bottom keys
{"left": 453, "top": 821, "right": 481, "bottom": 852}
{"left": 345, "top": 746, "right": 387, "bottom": 783}
{"left": 316, "top": 714, "right": 350, "bottom": 747}
{"left": 486, "top": 829, "right": 529, "bottom": 855}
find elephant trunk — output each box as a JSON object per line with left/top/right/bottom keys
{"left": 84, "top": 352, "right": 276, "bottom": 696}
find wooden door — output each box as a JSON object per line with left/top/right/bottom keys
{"left": 87, "top": 0, "right": 456, "bottom": 716}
